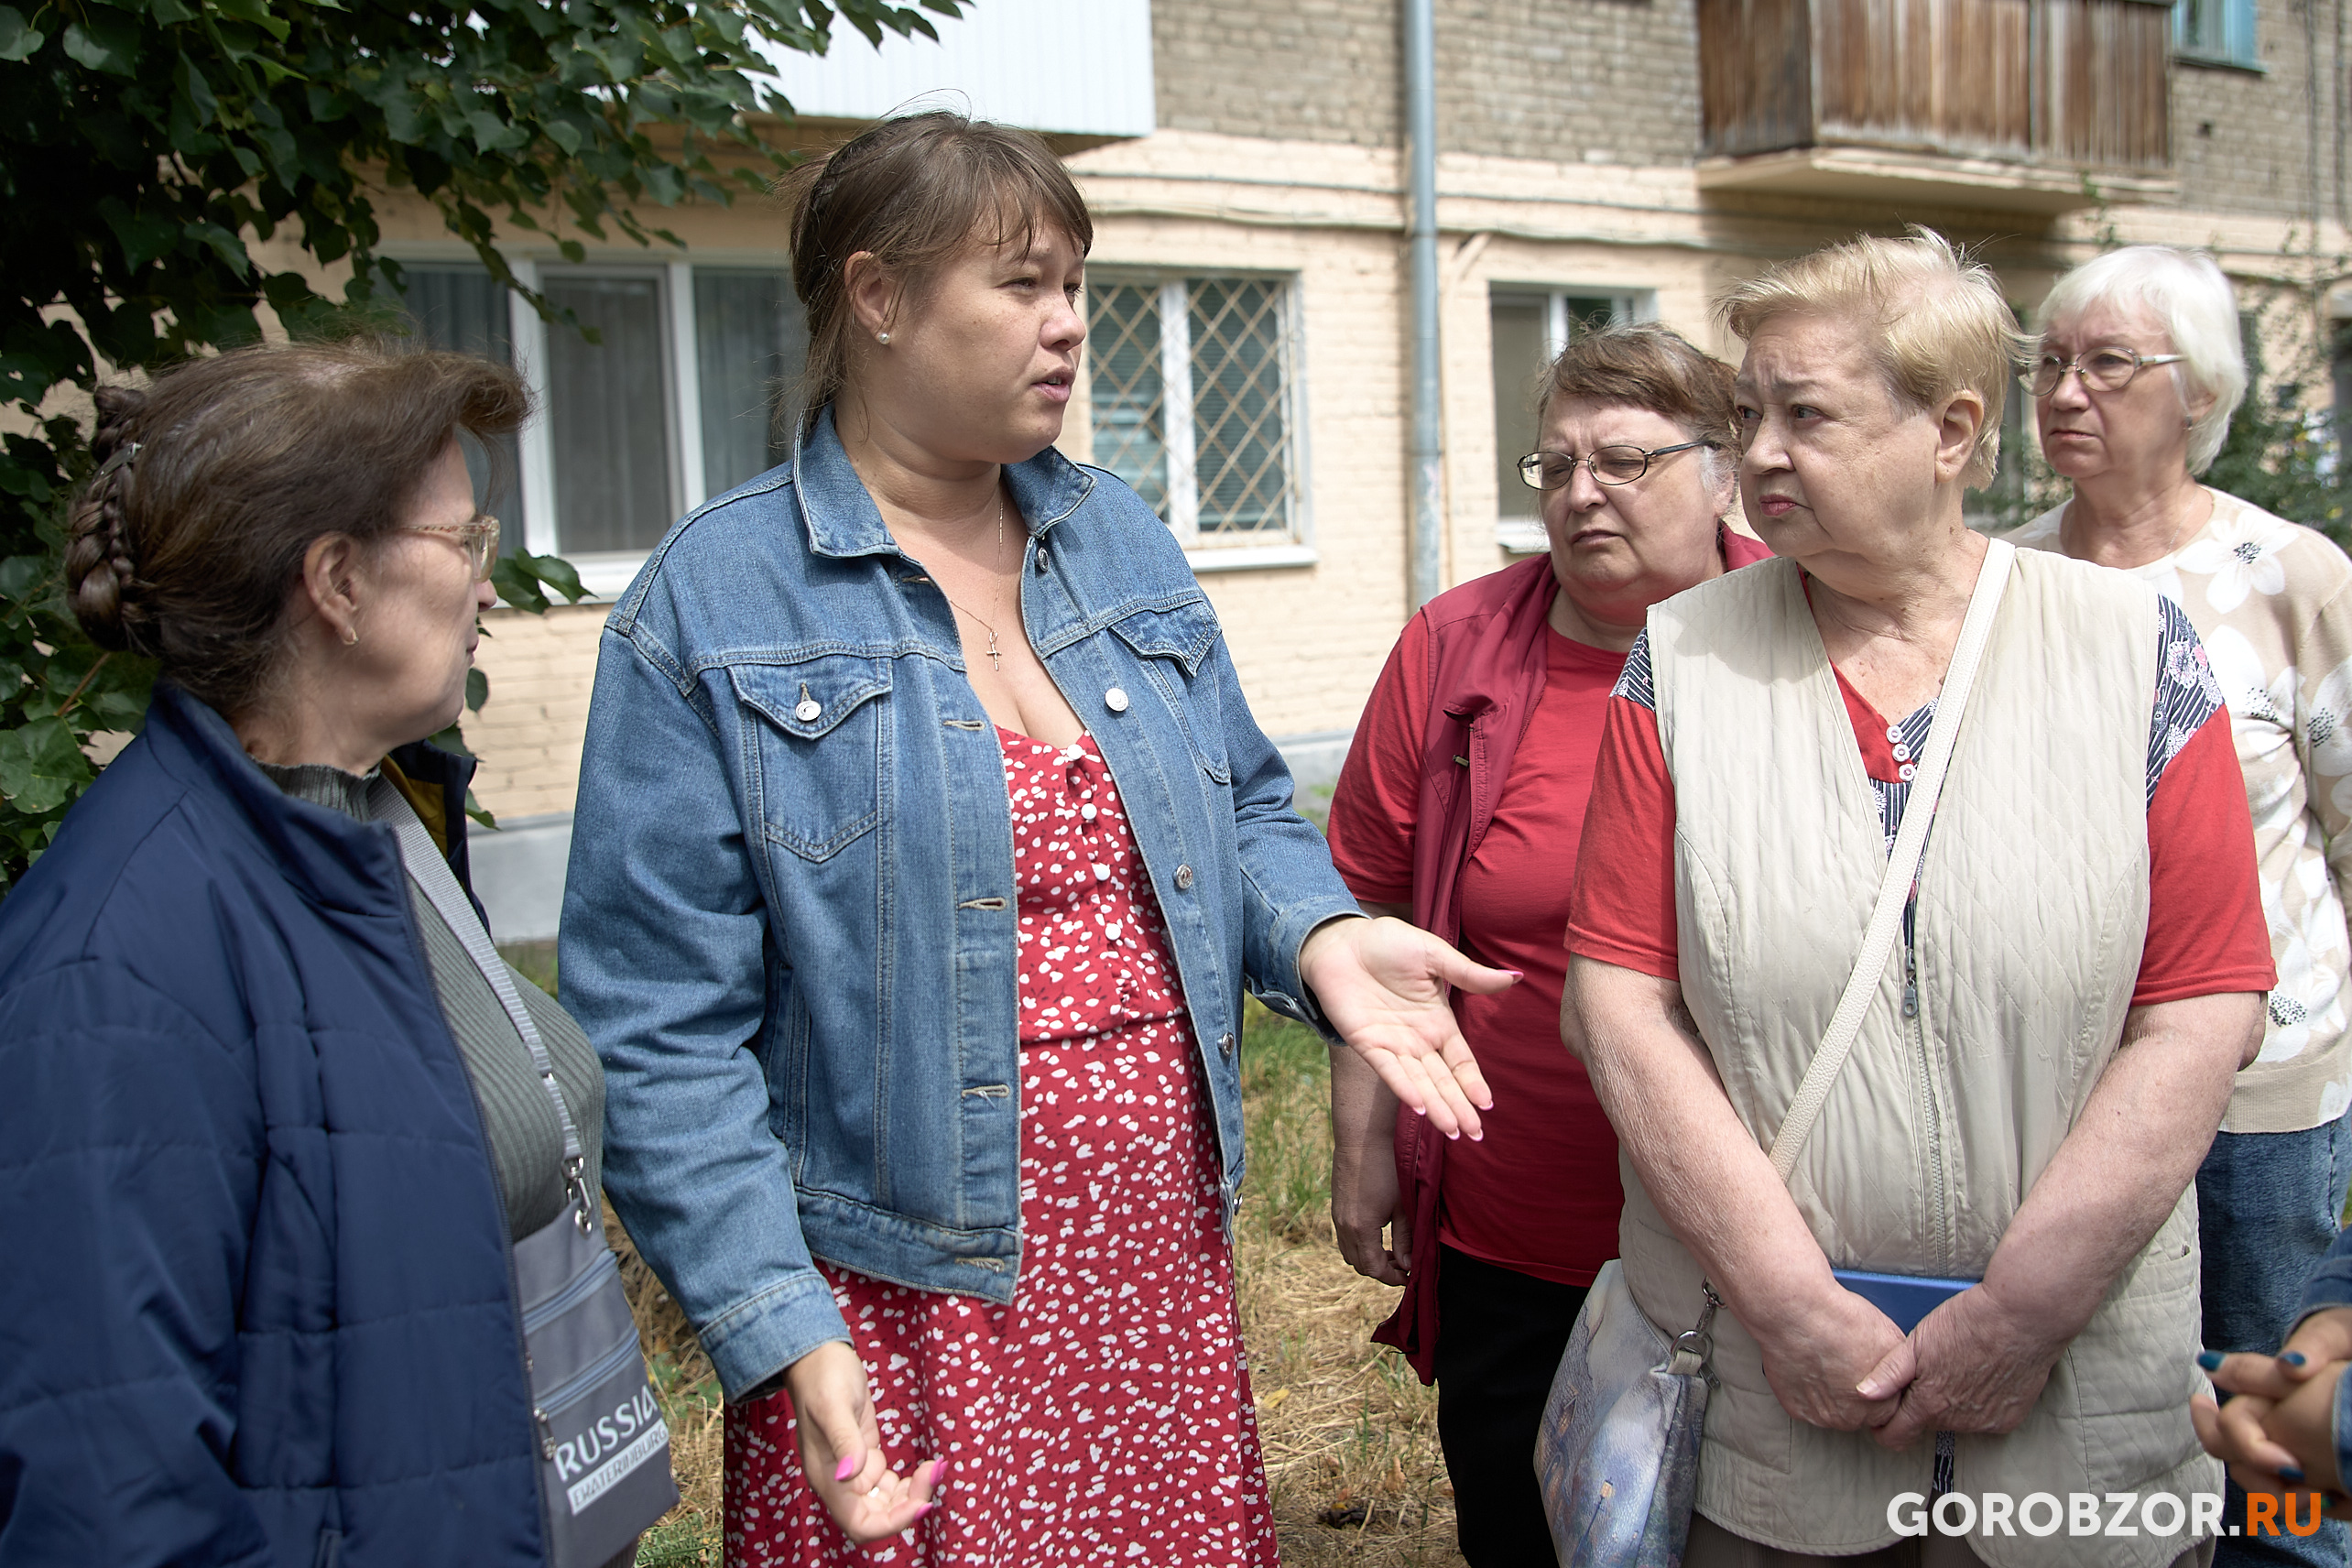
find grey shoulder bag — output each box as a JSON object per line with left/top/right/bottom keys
{"left": 1534, "top": 539, "right": 2014, "bottom": 1567}
{"left": 374, "top": 780, "right": 681, "bottom": 1567}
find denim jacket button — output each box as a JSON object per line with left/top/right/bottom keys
{"left": 1218, "top": 1030, "right": 1236, "bottom": 1060}
{"left": 1174, "top": 863, "right": 1194, "bottom": 890}
{"left": 1104, "top": 686, "right": 1129, "bottom": 713}
{"left": 794, "top": 699, "right": 822, "bottom": 724}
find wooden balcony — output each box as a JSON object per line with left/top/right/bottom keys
{"left": 1696, "top": 0, "right": 2177, "bottom": 212}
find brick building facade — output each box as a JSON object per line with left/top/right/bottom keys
{"left": 396, "top": 0, "right": 2349, "bottom": 902}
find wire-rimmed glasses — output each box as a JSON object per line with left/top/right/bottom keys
{"left": 410, "top": 515, "right": 502, "bottom": 582}
{"left": 2025, "top": 347, "right": 2186, "bottom": 399}
{"left": 1517, "top": 440, "right": 1715, "bottom": 491}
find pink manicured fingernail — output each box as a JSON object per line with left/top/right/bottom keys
{"left": 1444, "top": 1127, "right": 1459, "bottom": 1140}
{"left": 1504, "top": 969, "right": 1526, "bottom": 979}
{"left": 834, "top": 1454, "right": 857, "bottom": 1482}
{"left": 931, "top": 1459, "right": 952, "bottom": 1488}
{"left": 1410, "top": 1105, "right": 1426, "bottom": 1116}
{"left": 915, "top": 1502, "right": 937, "bottom": 1520}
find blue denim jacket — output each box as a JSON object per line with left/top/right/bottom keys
{"left": 559, "top": 410, "right": 1360, "bottom": 1399}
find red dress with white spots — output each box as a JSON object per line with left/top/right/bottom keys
{"left": 723, "top": 729, "right": 1279, "bottom": 1567}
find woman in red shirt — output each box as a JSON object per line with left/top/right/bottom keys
{"left": 1323, "top": 322, "right": 1768, "bottom": 1564}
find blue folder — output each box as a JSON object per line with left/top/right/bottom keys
{"left": 1834, "top": 1269, "right": 1976, "bottom": 1334}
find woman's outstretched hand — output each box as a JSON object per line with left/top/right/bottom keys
{"left": 782, "top": 1339, "right": 946, "bottom": 1545}
{"left": 1298, "top": 914, "right": 1517, "bottom": 1142}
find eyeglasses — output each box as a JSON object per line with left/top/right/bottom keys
{"left": 1518, "top": 440, "right": 1715, "bottom": 491}
{"left": 2026, "top": 347, "right": 2186, "bottom": 398}
{"left": 410, "top": 515, "right": 501, "bottom": 582}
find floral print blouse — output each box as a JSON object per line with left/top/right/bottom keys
{"left": 2011, "top": 488, "right": 2352, "bottom": 1132}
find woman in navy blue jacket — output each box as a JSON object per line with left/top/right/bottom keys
{"left": 0, "top": 343, "right": 608, "bottom": 1567}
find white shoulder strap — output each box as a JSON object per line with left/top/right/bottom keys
{"left": 1762, "top": 537, "right": 2016, "bottom": 1183}
{"left": 369, "top": 778, "right": 597, "bottom": 1228}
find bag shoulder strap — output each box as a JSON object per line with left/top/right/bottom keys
{"left": 1762, "top": 537, "right": 2016, "bottom": 1183}
{"left": 369, "top": 779, "right": 597, "bottom": 1228}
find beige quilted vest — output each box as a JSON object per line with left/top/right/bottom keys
{"left": 1620, "top": 550, "right": 2220, "bottom": 1566}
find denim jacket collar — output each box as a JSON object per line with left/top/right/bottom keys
{"left": 789, "top": 405, "right": 1098, "bottom": 561}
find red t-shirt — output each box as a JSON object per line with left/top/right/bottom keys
{"left": 1327, "top": 622, "right": 1629, "bottom": 1285}
{"left": 1566, "top": 616, "right": 2277, "bottom": 1006}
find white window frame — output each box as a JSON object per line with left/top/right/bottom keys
{"left": 508, "top": 259, "right": 694, "bottom": 598}
{"left": 1087, "top": 269, "right": 1317, "bottom": 573}
{"left": 390, "top": 246, "right": 795, "bottom": 600}
{"left": 1492, "top": 287, "right": 1655, "bottom": 555}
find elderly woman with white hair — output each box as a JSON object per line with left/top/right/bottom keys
{"left": 1563, "top": 231, "right": 2273, "bottom": 1565}
{"left": 2007, "top": 245, "right": 2352, "bottom": 1567}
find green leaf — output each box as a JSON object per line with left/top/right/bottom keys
{"left": 0, "top": 556, "right": 45, "bottom": 602}
{"left": 465, "top": 665, "right": 488, "bottom": 713}
{"left": 538, "top": 556, "right": 587, "bottom": 604}
{"left": 98, "top": 197, "right": 182, "bottom": 272}
{"left": 209, "top": 0, "right": 290, "bottom": 43}
{"left": 0, "top": 717, "right": 93, "bottom": 816}
{"left": 0, "top": 5, "right": 46, "bottom": 61}
{"left": 185, "top": 221, "right": 252, "bottom": 278}
{"left": 62, "top": 16, "right": 138, "bottom": 75}
{"left": 464, "top": 108, "right": 522, "bottom": 154}
{"left": 489, "top": 552, "right": 550, "bottom": 614}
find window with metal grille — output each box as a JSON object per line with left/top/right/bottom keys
{"left": 2173, "top": 0, "right": 2257, "bottom": 67}
{"left": 1087, "top": 276, "right": 1303, "bottom": 545}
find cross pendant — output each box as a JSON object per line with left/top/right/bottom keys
{"left": 986, "top": 631, "right": 1001, "bottom": 670}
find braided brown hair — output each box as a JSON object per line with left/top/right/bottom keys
{"left": 66, "top": 386, "right": 151, "bottom": 651}
{"left": 64, "top": 340, "right": 529, "bottom": 717}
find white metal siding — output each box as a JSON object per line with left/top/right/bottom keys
{"left": 752, "top": 0, "right": 1155, "bottom": 138}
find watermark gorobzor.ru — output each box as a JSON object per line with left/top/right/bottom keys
{"left": 1888, "top": 1492, "right": 2330, "bottom": 1540}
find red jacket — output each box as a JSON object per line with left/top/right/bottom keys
{"left": 1362, "top": 533, "right": 1770, "bottom": 1380}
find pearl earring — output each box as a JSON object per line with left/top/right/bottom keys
{"left": 876, "top": 331, "right": 890, "bottom": 345}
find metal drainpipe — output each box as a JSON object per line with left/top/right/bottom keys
{"left": 1404, "top": 0, "right": 1443, "bottom": 610}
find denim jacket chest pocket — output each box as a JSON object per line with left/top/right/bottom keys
{"left": 730, "top": 658, "right": 891, "bottom": 861}
{"left": 1109, "top": 600, "right": 1232, "bottom": 785}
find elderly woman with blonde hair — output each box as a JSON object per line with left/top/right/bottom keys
{"left": 2006, "top": 248, "right": 2352, "bottom": 1566}
{"left": 1563, "top": 230, "right": 2274, "bottom": 1565}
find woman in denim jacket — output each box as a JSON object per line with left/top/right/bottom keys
{"left": 558, "top": 113, "right": 1512, "bottom": 1564}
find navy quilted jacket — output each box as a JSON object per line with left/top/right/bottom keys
{"left": 0, "top": 685, "right": 547, "bottom": 1567}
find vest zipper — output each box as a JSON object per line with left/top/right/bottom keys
{"left": 1903, "top": 908, "right": 1952, "bottom": 1270}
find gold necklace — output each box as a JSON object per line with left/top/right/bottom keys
{"left": 957, "top": 488, "right": 1013, "bottom": 670}
{"left": 942, "top": 592, "right": 1007, "bottom": 670}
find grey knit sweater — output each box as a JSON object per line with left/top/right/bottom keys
{"left": 262, "top": 762, "right": 604, "bottom": 1240}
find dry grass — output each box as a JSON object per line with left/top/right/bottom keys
{"left": 1235, "top": 1005, "right": 1467, "bottom": 1567}
{"left": 584, "top": 989, "right": 1462, "bottom": 1567}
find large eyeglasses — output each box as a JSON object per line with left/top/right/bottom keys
{"left": 410, "top": 515, "right": 502, "bottom": 582}
{"left": 2026, "top": 347, "right": 2186, "bottom": 398}
{"left": 1518, "top": 439, "right": 1715, "bottom": 491}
